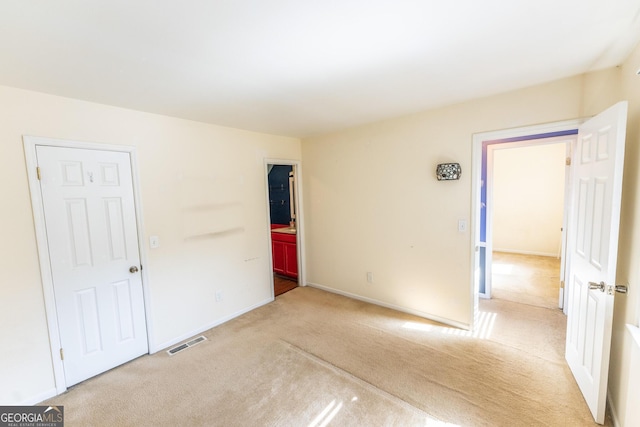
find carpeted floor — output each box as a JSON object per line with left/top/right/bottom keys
{"left": 43, "top": 286, "right": 608, "bottom": 426}
{"left": 492, "top": 252, "right": 561, "bottom": 309}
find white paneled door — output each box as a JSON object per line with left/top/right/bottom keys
{"left": 36, "top": 146, "right": 148, "bottom": 386}
{"left": 565, "top": 101, "right": 627, "bottom": 424}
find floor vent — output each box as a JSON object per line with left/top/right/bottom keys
{"left": 167, "top": 335, "right": 207, "bottom": 356}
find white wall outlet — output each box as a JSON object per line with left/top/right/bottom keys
{"left": 149, "top": 235, "right": 160, "bottom": 248}
{"left": 458, "top": 219, "right": 467, "bottom": 233}
{"left": 215, "top": 291, "right": 223, "bottom": 302}
{"left": 366, "top": 272, "right": 373, "bottom": 283}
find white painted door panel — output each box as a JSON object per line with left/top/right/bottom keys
{"left": 565, "top": 102, "right": 627, "bottom": 424}
{"left": 37, "top": 146, "right": 148, "bottom": 386}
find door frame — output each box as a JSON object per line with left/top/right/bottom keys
{"left": 23, "top": 135, "right": 153, "bottom": 395}
{"left": 471, "top": 119, "right": 583, "bottom": 327}
{"left": 264, "top": 158, "right": 306, "bottom": 297}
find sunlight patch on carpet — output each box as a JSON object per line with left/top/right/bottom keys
{"left": 403, "top": 311, "right": 497, "bottom": 339}
{"left": 308, "top": 399, "right": 343, "bottom": 427}
{"left": 493, "top": 262, "right": 514, "bottom": 274}
{"left": 282, "top": 340, "right": 443, "bottom": 424}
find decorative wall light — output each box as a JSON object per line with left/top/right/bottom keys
{"left": 436, "top": 163, "right": 461, "bottom": 181}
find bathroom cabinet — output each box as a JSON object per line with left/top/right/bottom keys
{"left": 271, "top": 230, "right": 297, "bottom": 279}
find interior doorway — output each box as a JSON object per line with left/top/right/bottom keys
{"left": 471, "top": 121, "right": 581, "bottom": 322}
{"left": 265, "top": 161, "right": 302, "bottom": 297}
{"left": 490, "top": 141, "right": 569, "bottom": 309}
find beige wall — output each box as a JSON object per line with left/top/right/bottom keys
{"left": 0, "top": 86, "right": 300, "bottom": 404}
{"left": 609, "top": 41, "right": 640, "bottom": 426}
{"left": 492, "top": 143, "right": 566, "bottom": 256}
{"left": 302, "top": 75, "right": 594, "bottom": 327}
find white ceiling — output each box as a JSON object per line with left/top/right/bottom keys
{"left": 1, "top": 1, "right": 640, "bottom": 138}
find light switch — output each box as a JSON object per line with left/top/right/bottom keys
{"left": 149, "top": 235, "right": 160, "bottom": 248}
{"left": 458, "top": 220, "right": 467, "bottom": 233}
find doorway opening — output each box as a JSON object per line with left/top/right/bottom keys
{"left": 489, "top": 139, "right": 572, "bottom": 309}
{"left": 471, "top": 121, "right": 581, "bottom": 323}
{"left": 266, "top": 161, "right": 302, "bottom": 297}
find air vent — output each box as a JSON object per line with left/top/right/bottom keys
{"left": 186, "top": 336, "right": 206, "bottom": 346}
{"left": 167, "top": 335, "right": 207, "bottom": 356}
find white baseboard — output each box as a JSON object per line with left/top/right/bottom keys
{"left": 151, "top": 296, "right": 273, "bottom": 353}
{"left": 16, "top": 387, "right": 58, "bottom": 405}
{"left": 493, "top": 248, "right": 558, "bottom": 258}
{"left": 608, "top": 387, "right": 621, "bottom": 427}
{"left": 306, "top": 282, "right": 470, "bottom": 330}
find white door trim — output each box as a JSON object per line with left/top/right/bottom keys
{"left": 471, "top": 119, "right": 583, "bottom": 329}
{"left": 264, "top": 158, "right": 306, "bottom": 295}
{"left": 23, "top": 135, "right": 153, "bottom": 395}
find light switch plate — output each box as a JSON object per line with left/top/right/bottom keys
{"left": 149, "top": 235, "right": 160, "bottom": 248}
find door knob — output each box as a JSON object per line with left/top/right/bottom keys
{"left": 588, "top": 281, "right": 628, "bottom": 294}
{"left": 129, "top": 266, "right": 139, "bottom": 273}
{"left": 614, "top": 285, "right": 628, "bottom": 294}
{"left": 589, "top": 281, "right": 605, "bottom": 291}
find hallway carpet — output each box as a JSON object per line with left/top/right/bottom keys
{"left": 492, "top": 251, "right": 561, "bottom": 309}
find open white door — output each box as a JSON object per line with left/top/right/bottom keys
{"left": 565, "top": 101, "right": 627, "bottom": 424}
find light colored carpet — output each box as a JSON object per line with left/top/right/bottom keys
{"left": 43, "top": 286, "right": 609, "bottom": 426}
{"left": 492, "top": 252, "right": 561, "bottom": 309}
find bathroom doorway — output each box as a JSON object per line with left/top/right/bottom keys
{"left": 266, "top": 161, "right": 303, "bottom": 297}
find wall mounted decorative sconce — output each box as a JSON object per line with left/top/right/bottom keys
{"left": 436, "top": 163, "right": 461, "bottom": 181}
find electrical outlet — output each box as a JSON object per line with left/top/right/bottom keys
{"left": 215, "top": 291, "right": 223, "bottom": 302}
{"left": 366, "top": 272, "right": 373, "bottom": 283}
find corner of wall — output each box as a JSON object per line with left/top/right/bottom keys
{"left": 579, "top": 67, "right": 624, "bottom": 118}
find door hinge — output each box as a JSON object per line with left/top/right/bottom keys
{"left": 60, "top": 348, "right": 64, "bottom": 360}
{"left": 36, "top": 166, "right": 41, "bottom": 180}
{"left": 565, "top": 157, "right": 572, "bottom": 166}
